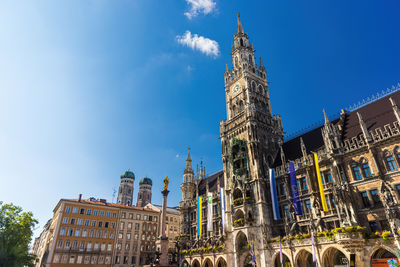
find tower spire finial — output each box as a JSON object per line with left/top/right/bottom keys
{"left": 237, "top": 12, "right": 244, "bottom": 34}
{"left": 323, "top": 109, "right": 330, "bottom": 124}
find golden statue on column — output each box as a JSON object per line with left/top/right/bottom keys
{"left": 163, "top": 176, "right": 169, "bottom": 191}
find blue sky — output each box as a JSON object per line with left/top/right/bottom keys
{"left": 0, "top": 0, "right": 399, "bottom": 237}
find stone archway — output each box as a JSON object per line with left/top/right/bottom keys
{"left": 202, "top": 258, "right": 213, "bottom": 267}
{"left": 242, "top": 254, "right": 253, "bottom": 267}
{"left": 235, "top": 231, "right": 249, "bottom": 253}
{"left": 322, "top": 247, "right": 348, "bottom": 267}
{"left": 216, "top": 257, "right": 227, "bottom": 267}
{"left": 296, "top": 249, "right": 316, "bottom": 267}
{"left": 273, "top": 252, "right": 291, "bottom": 267}
{"left": 370, "top": 246, "right": 399, "bottom": 266}
{"left": 192, "top": 259, "right": 201, "bottom": 267}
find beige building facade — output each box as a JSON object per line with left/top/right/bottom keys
{"left": 114, "top": 204, "right": 160, "bottom": 266}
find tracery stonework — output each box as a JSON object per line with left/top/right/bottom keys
{"left": 177, "top": 13, "right": 400, "bottom": 267}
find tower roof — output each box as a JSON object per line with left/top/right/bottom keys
{"left": 121, "top": 170, "right": 135, "bottom": 179}
{"left": 237, "top": 12, "right": 244, "bottom": 34}
{"left": 139, "top": 177, "right": 152, "bottom": 186}
{"left": 185, "top": 147, "right": 193, "bottom": 171}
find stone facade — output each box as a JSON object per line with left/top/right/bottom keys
{"left": 114, "top": 205, "right": 160, "bottom": 266}
{"left": 177, "top": 13, "right": 400, "bottom": 267}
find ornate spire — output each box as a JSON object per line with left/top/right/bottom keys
{"left": 323, "top": 109, "right": 330, "bottom": 124}
{"left": 225, "top": 62, "right": 229, "bottom": 73}
{"left": 300, "top": 137, "right": 307, "bottom": 160}
{"left": 237, "top": 12, "right": 244, "bottom": 34}
{"left": 259, "top": 57, "right": 264, "bottom": 69}
{"left": 185, "top": 147, "right": 193, "bottom": 171}
{"left": 357, "top": 112, "right": 372, "bottom": 142}
{"left": 389, "top": 97, "right": 400, "bottom": 124}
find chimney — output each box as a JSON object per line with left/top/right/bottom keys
{"left": 78, "top": 194, "right": 82, "bottom": 202}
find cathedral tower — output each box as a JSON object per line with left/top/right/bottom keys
{"left": 117, "top": 170, "right": 135, "bottom": 206}
{"left": 220, "top": 13, "right": 284, "bottom": 266}
{"left": 181, "top": 147, "right": 196, "bottom": 201}
{"left": 136, "top": 177, "right": 152, "bottom": 207}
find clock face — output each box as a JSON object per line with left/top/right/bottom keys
{"left": 232, "top": 84, "right": 240, "bottom": 94}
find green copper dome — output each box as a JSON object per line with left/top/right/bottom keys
{"left": 139, "top": 177, "right": 152, "bottom": 186}
{"left": 121, "top": 170, "right": 135, "bottom": 179}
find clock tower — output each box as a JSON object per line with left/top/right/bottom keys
{"left": 220, "top": 13, "right": 284, "bottom": 266}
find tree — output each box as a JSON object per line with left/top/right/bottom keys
{"left": 0, "top": 202, "right": 38, "bottom": 267}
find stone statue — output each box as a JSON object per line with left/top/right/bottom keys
{"left": 163, "top": 176, "right": 169, "bottom": 191}
{"left": 381, "top": 181, "right": 395, "bottom": 209}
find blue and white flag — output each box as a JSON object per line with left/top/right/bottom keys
{"left": 269, "top": 169, "right": 281, "bottom": 220}
{"left": 289, "top": 162, "right": 303, "bottom": 216}
{"left": 220, "top": 187, "right": 226, "bottom": 231}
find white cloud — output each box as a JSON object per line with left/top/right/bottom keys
{"left": 176, "top": 31, "right": 219, "bottom": 57}
{"left": 184, "top": 0, "right": 216, "bottom": 19}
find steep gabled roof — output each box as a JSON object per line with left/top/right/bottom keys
{"left": 198, "top": 170, "right": 224, "bottom": 195}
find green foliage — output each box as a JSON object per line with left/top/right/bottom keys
{"left": 0, "top": 202, "right": 38, "bottom": 267}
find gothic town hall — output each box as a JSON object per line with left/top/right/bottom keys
{"left": 176, "top": 13, "right": 400, "bottom": 267}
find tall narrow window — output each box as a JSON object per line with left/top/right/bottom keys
{"left": 362, "top": 164, "right": 372, "bottom": 177}
{"left": 352, "top": 166, "right": 362, "bottom": 180}
{"left": 370, "top": 189, "right": 381, "bottom": 206}
{"left": 386, "top": 156, "right": 397, "bottom": 171}
{"left": 360, "top": 191, "right": 370, "bottom": 208}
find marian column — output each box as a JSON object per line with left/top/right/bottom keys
{"left": 156, "top": 176, "right": 170, "bottom": 266}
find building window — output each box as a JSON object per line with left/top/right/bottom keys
{"left": 84, "top": 255, "right": 90, "bottom": 264}
{"left": 107, "top": 243, "right": 112, "bottom": 251}
{"left": 360, "top": 191, "right": 370, "bottom": 208}
{"left": 63, "top": 217, "right": 68, "bottom": 224}
{"left": 386, "top": 156, "right": 397, "bottom": 171}
{"left": 131, "top": 256, "right": 136, "bottom": 264}
{"left": 136, "top": 214, "right": 141, "bottom": 220}
{"left": 77, "top": 255, "right": 83, "bottom": 264}
{"left": 113, "top": 212, "right": 117, "bottom": 218}
{"left": 67, "top": 229, "right": 73, "bottom": 236}
{"left": 352, "top": 166, "right": 362, "bottom": 180}
{"left": 77, "top": 219, "right": 82, "bottom": 225}
{"left": 304, "top": 199, "right": 312, "bottom": 214}
{"left": 84, "top": 220, "right": 89, "bottom": 226}
{"left": 362, "top": 164, "right": 372, "bottom": 178}
{"left": 80, "top": 241, "right": 85, "bottom": 250}
{"left": 122, "top": 212, "right": 126, "bottom": 219}
{"left": 75, "top": 229, "right": 81, "bottom": 237}
{"left": 91, "top": 220, "right": 96, "bottom": 227}
{"left": 105, "top": 222, "right": 109, "bottom": 228}
{"left": 72, "top": 207, "right": 78, "bottom": 214}
{"left": 325, "top": 170, "right": 333, "bottom": 183}
{"left": 70, "top": 218, "right": 75, "bottom": 225}
{"left": 369, "top": 221, "right": 379, "bottom": 232}
{"left": 124, "top": 256, "right": 128, "bottom": 264}
{"left": 144, "top": 215, "right": 148, "bottom": 221}
{"left": 82, "top": 230, "right": 87, "bottom": 237}
{"left": 53, "top": 254, "right": 60, "bottom": 263}
{"left": 93, "top": 210, "right": 98, "bottom": 216}
{"left": 100, "top": 211, "right": 105, "bottom": 216}
{"left": 80, "top": 208, "right": 85, "bottom": 214}
{"left": 86, "top": 209, "right": 92, "bottom": 215}
{"left": 65, "top": 240, "right": 71, "bottom": 248}
{"left": 298, "top": 177, "right": 308, "bottom": 192}
{"left": 98, "top": 221, "right": 103, "bottom": 227}
{"left": 142, "top": 234, "right": 145, "bottom": 240}
{"left": 127, "top": 233, "right": 131, "bottom": 240}
{"left": 98, "top": 255, "right": 104, "bottom": 264}
{"left": 72, "top": 240, "right": 78, "bottom": 249}
{"left": 106, "top": 211, "right": 111, "bottom": 217}
{"left": 57, "top": 239, "right": 63, "bottom": 248}
{"left": 120, "top": 222, "right": 124, "bottom": 230}
{"left": 370, "top": 189, "right": 381, "bottom": 206}
{"left": 65, "top": 206, "right": 71, "bottom": 213}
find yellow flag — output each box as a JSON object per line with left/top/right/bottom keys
{"left": 199, "top": 196, "right": 202, "bottom": 236}
{"left": 313, "top": 153, "right": 328, "bottom": 212}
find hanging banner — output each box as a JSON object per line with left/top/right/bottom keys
{"left": 197, "top": 196, "right": 202, "bottom": 237}
{"left": 311, "top": 232, "right": 317, "bottom": 263}
{"left": 312, "top": 153, "right": 329, "bottom": 212}
{"left": 269, "top": 169, "right": 281, "bottom": 220}
{"left": 252, "top": 242, "right": 256, "bottom": 265}
{"left": 207, "top": 192, "right": 213, "bottom": 232}
{"left": 220, "top": 188, "right": 226, "bottom": 231}
{"left": 289, "top": 162, "right": 303, "bottom": 216}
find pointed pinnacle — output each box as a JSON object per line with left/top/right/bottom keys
{"left": 259, "top": 57, "right": 264, "bottom": 68}
{"left": 225, "top": 62, "right": 229, "bottom": 73}
{"left": 323, "top": 109, "right": 329, "bottom": 124}
{"left": 237, "top": 12, "right": 244, "bottom": 34}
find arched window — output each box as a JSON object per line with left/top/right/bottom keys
{"left": 248, "top": 55, "right": 252, "bottom": 65}
{"left": 251, "top": 81, "right": 256, "bottom": 91}
{"left": 240, "top": 38, "right": 244, "bottom": 46}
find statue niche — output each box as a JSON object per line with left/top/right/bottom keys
{"left": 230, "top": 137, "right": 249, "bottom": 177}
